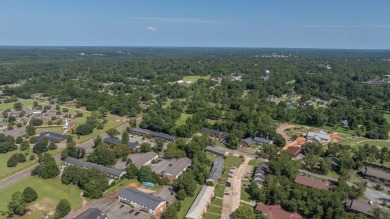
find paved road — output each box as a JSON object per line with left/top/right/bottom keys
{"left": 0, "top": 124, "right": 129, "bottom": 191}
{"left": 0, "top": 165, "right": 37, "bottom": 190}
{"left": 221, "top": 156, "right": 251, "bottom": 219}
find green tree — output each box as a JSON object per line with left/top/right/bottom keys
{"left": 7, "top": 192, "right": 26, "bottom": 216}
{"left": 31, "top": 153, "right": 60, "bottom": 179}
{"left": 54, "top": 199, "right": 71, "bottom": 219}
{"left": 235, "top": 205, "right": 256, "bottom": 219}
{"left": 23, "top": 187, "right": 38, "bottom": 203}
{"left": 162, "top": 205, "right": 178, "bottom": 219}
{"left": 140, "top": 142, "right": 152, "bottom": 153}
{"left": 26, "top": 124, "right": 36, "bottom": 135}
{"left": 121, "top": 130, "right": 129, "bottom": 144}
{"left": 106, "top": 128, "right": 119, "bottom": 138}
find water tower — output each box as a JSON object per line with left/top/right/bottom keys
{"left": 263, "top": 69, "right": 270, "bottom": 81}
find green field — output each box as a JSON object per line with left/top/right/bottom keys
{"left": 0, "top": 148, "right": 63, "bottom": 181}
{"left": 182, "top": 75, "right": 210, "bottom": 83}
{"left": 104, "top": 178, "right": 161, "bottom": 195}
{"left": 0, "top": 177, "right": 84, "bottom": 218}
{"left": 384, "top": 113, "right": 390, "bottom": 124}
{"left": 177, "top": 184, "right": 202, "bottom": 219}
{"left": 175, "top": 113, "right": 192, "bottom": 127}
{"left": 241, "top": 186, "right": 252, "bottom": 202}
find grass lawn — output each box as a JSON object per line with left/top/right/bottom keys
{"left": 215, "top": 183, "right": 225, "bottom": 198}
{"left": 241, "top": 187, "right": 252, "bottom": 202}
{"left": 326, "top": 171, "right": 340, "bottom": 179}
{"left": 177, "top": 184, "right": 202, "bottom": 219}
{"left": 0, "top": 176, "right": 83, "bottom": 218}
{"left": 384, "top": 113, "right": 390, "bottom": 124}
{"left": 0, "top": 148, "right": 63, "bottom": 181}
{"left": 0, "top": 99, "right": 38, "bottom": 112}
{"left": 163, "top": 99, "right": 174, "bottom": 109}
{"left": 204, "top": 213, "right": 220, "bottom": 219}
{"left": 224, "top": 155, "right": 244, "bottom": 170}
{"left": 104, "top": 178, "right": 160, "bottom": 195}
{"left": 182, "top": 75, "right": 210, "bottom": 83}
{"left": 248, "top": 159, "right": 261, "bottom": 167}
{"left": 211, "top": 198, "right": 222, "bottom": 206}
{"left": 175, "top": 113, "right": 192, "bottom": 127}
{"left": 207, "top": 205, "right": 221, "bottom": 214}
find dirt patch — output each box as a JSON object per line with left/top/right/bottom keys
{"left": 128, "top": 182, "right": 139, "bottom": 188}
{"left": 330, "top": 132, "right": 342, "bottom": 143}
{"left": 29, "top": 197, "right": 56, "bottom": 216}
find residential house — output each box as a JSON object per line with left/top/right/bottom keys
{"left": 74, "top": 208, "right": 108, "bottom": 219}
{"left": 285, "top": 147, "right": 302, "bottom": 158}
{"left": 206, "top": 157, "right": 224, "bottom": 186}
{"left": 294, "top": 175, "right": 330, "bottom": 190}
{"left": 162, "top": 157, "right": 192, "bottom": 180}
{"left": 118, "top": 188, "right": 167, "bottom": 215}
{"left": 255, "top": 203, "right": 302, "bottom": 219}
{"left": 129, "top": 152, "right": 159, "bottom": 168}
{"left": 361, "top": 166, "right": 390, "bottom": 185}
{"left": 185, "top": 186, "right": 215, "bottom": 219}
{"left": 304, "top": 130, "right": 331, "bottom": 143}
{"left": 205, "top": 146, "right": 229, "bottom": 157}
{"left": 64, "top": 157, "right": 125, "bottom": 179}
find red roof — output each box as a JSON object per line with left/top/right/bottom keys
{"left": 256, "top": 203, "right": 302, "bottom": 219}
{"left": 294, "top": 175, "right": 330, "bottom": 190}
{"left": 285, "top": 147, "right": 301, "bottom": 157}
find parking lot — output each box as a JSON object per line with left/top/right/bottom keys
{"left": 104, "top": 201, "right": 153, "bottom": 219}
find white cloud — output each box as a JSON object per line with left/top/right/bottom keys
{"left": 301, "top": 24, "right": 390, "bottom": 28}
{"left": 146, "top": 26, "right": 157, "bottom": 31}
{"left": 135, "top": 17, "right": 216, "bottom": 24}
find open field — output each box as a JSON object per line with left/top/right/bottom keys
{"left": 175, "top": 113, "right": 192, "bottom": 127}
{"left": 0, "top": 148, "right": 63, "bottom": 181}
{"left": 182, "top": 75, "right": 210, "bottom": 82}
{"left": 241, "top": 186, "right": 252, "bottom": 202}
{"left": 177, "top": 184, "right": 202, "bottom": 219}
{"left": 0, "top": 177, "right": 84, "bottom": 218}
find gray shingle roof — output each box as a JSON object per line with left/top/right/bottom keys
{"left": 186, "top": 186, "right": 215, "bottom": 219}
{"left": 253, "top": 137, "right": 273, "bottom": 145}
{"left": 129, "top": 128, "right": 177, "bottom": 141}
{"left": 103, "top": 137, "right": 121, "bottom": 145}
{"left": 205, "top": 146, "right": 227, "bottom": 157}
{"left": 345, "top": 199, "right": 375, "bottom": 216}
{"left": 118, "top": 188, "right": 165, "bottom": 211}
{"left": 207, "top": 157, "right": 224, "bottom": 184}
{"left": 361, "top": 166, "right": 390, "bottom": 181}
{"left": 74, "top": 208, "right": 107, "bottom": 219}
{"left": 64, "top": 157, "right": 124, "bottom": 178}
{"left": 163, "top": 157, "right": 191, "bottom": 178}
{"left": 35, "top": 131, "right": 67, "bottom": 143}
{"left": 130, "top": 152, "right": 158, "bottom": 168}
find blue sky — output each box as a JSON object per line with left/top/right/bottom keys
{"left": 0, "top": 0, "right": 389, "bottom": 49}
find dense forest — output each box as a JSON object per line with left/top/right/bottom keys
{"left": 1, "top": 47, "right": 390, "bottom": 141}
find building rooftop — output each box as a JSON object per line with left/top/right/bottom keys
{"left": 294, "top": 175, "right": 330, "bottom": 190}
{"left": 130, "top": 152, "right": 158, "bottom": 168}
{"left": 119, "top": 188, "right": 165, "bottom": 210}
{"left": 163, "top": 157, "right": 192, "bottom": 178}
{"left": 35, "top": 131, "right": 67, "bottom": 143}
{"left": 205, "top": 146, "right": 228, "bottom": 156}
{"left": 345, "top": 199, "right": 375, "bottom": 216}
{"left": 64, "top": 157, "right": 124, "bottom": 178}
{"left": 207, "top": 157, "right": 224, "bottom": 183}
{"left": 256, "top": 203, "right": 302, "bottom": 219}
{"left": 185, "top": 186, "right": 215, "bottom": 219}
{"left": 361, "top": 166, "right": 390, "bottom": 181}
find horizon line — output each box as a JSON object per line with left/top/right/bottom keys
{"left": 0, "top": 45, "right": 389, "bottom": 51}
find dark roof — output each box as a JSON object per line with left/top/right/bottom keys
{"left": 103, "top": 137, "right": 121, "bottom": 145}
{"left": 285, "top": 147, "right": 302, "bottom": 157}
{"left": 345, "top": 199, "right": 375, "bottom": 216}
{"left": 205, "top": 146, "right": 228, "bottom": 156}
{"left": 201, "top": 128, "right": 222, "bottom": 136}
{"left": 64, "top": 157, "right": 124, "bottom": 178}
{"left": 294, "top": 175, "right": 330, "bottom": 190}
{"left": 253, "top": 137, "right": 273, "bottom": 145}
{"left": 35, "top": 131, "right": 67, "bottom": 143}
{"left": 118, "top": 188, "right": 165, "bottom": 210}
{"left": 104, "top": 137, "right": 139, "bottom": 150}
{"left": 207, "top": 157, "right": 224, "bottom": 183}
{"left": 241, "top": 137, "right": 253, "bottom": 145}
{"left": 129, "top": 128, "right": 177, "bottom": 141}
{"left": 74, "top": 208, "right": 107, "bottom": 219}
{"left": 361, "top": 166, "right": 390, "bottom": 181}
{"left": 129, "top": 142, "right": 139, "bottom": 150}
